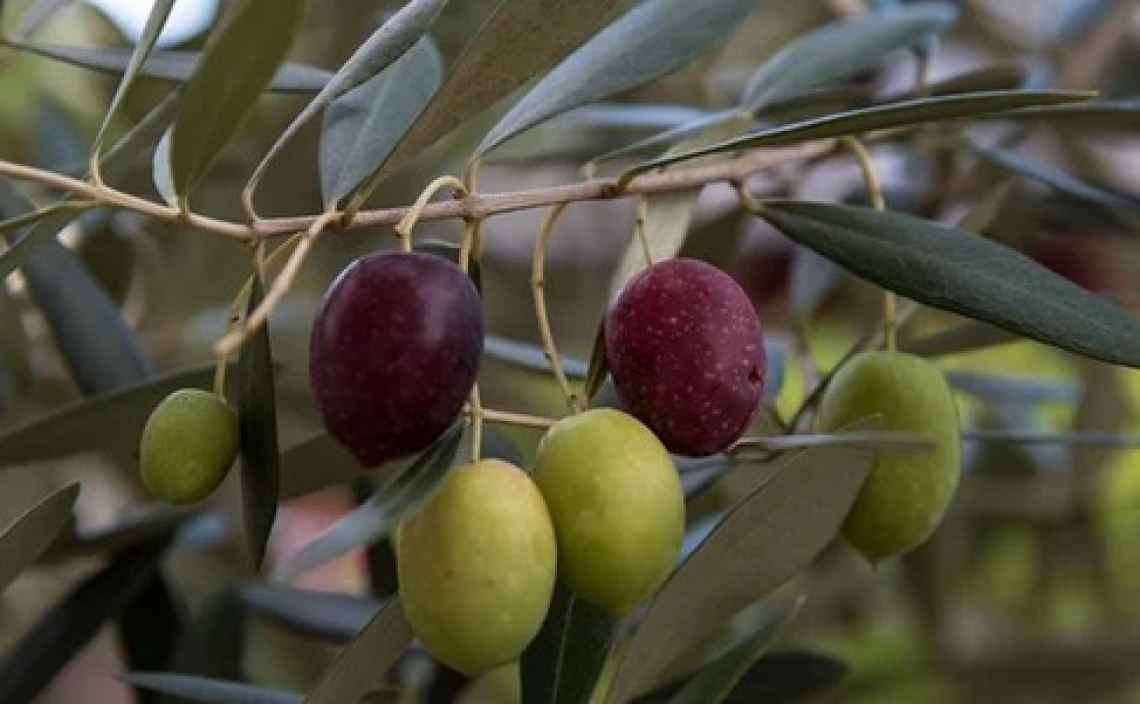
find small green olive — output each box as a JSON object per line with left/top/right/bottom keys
{"left": 140, "top": 389, "right": 239, "bottom": 505}
{"left": 815, "top": 351, "right": 961, "bottom": 565}
{"left": 398, "top": 459, "right": 557, "bottom": 675}
{"left": 533, "top": 408, "right": 684, "bottom": 615}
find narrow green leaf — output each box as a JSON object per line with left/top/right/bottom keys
{"left": 319, "top": 38, "right": 444, "bottom": 205}
{"left": 668, "top": 598, "right": 804, "bottom": 704}
{"left": 0, "top": 537, "right": 167, "bottom": 704}
{"left": 583, "top": 317, "right": 609, "bottom": 402}
{"left": 591, "top": 110, "right": 750, "bottom": 166}
{"left": 304, "top": 597, "right": 415, "bottom": 704}
{"left": 478, "top": 0, "right": 759, "bottom": 155}
{"left": 521, "top": 580, "right": 621, "bottom": 704}
{"left": 357, "top": 0, "right": 619, "bottom": 194}
{"left": 1, "top": 38, "right": 330, "bottom": 92}
{"left": 0, "top": 201, "right": 86, "bottom": 239}
{"left": 921, "top": 63, "right": 1029, "bottom": 97}
{"left": 974, "top": 146, "right": 1140, "bottom": 213}
{"left": 274, "top": 422, "right": 464, "bottom": 582}
{"left": 623, "top": 90, "right": 1093, "bottom": 180}
{"left": 743, "top": 3, "right": 958, "bottom": 112}
{"left": 0, "top": 484, "right": 79, "bottom": 592}
{"left": 732, "top": 430, "right": 933, "bottom": 455}
{"left": 123, "top": 673, "right": 300, "bottom": 704}
{"left": 252, "top": 0, "right": 447, "bottom": 194}
{"left": 0, "top": 364, "right": 214, "bottom": 467}
{"left": 760, "top": 201, "right": 1140, "bottom": 369}
{"left": 279, "top": 431, "right": 368, "bottom": 500}
{"left": 90, "top": 0, "right": 175, "bottom": 161}
{"left": 240, "top": 583, "right": 379, "bottom": 644}
{"left": 169, "top": 0, "right": 305, "bottom": 198}
{"left": 606, "top": 441, "right": 875, "bottom": 702}
{"left": 238, "top": 273, "right": 281, "bottom": 569}
{"left": 999, "top": 99, "right": 1140, "bottom": 131}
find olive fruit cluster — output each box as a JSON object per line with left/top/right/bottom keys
{"left": 397, "top": 408, "right": 685, "bottom": 674}
{"left": 606, "top": 258, "right": 766, "bottom": 456}
{"left": 140, "top": 388, "right": 239, "bottom": 505}
{"left": 816, "top": 351, "right": 962, "bottom": 564}
{"left": 309, "top": 251, "right": 484, "bottom": 468}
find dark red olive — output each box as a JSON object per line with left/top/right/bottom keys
{"left": 605, "top": 258, "right": 765, "bottom": 457}
{"left": 310, "top": 251, "right": 483, "bottom": 467}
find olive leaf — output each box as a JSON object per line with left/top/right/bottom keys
{"left": 742, "top": 3, "right": 958, "bottom": 113}
{"left": 241, "top": 583, "right": 380, "bottom": 644}
{"left": 251, "top": 0, "right": 448, "bottom": 197}
{"left": 238, "top": 273, "right": 281, "bottom": 569}
{"left": 606, "top": 438, "right": 876, "bottom": 702}
{"left": 169, "top": 0, "right": 306, "bottom": 198}
{"left": 521, "top": 581, "right": 621, "bottom": 704}
{"left": 303, "top": 597, "right": 415, "bottom": 704}
{"left": 478, "top": 0, "right": 758, "bottom": 155}
{"left": 90, "top": 0, "right": 175, "bottom": 163}
{"left": 759, "top": 201, "right": 1140, "bottom": 369}
{"left": 273, "top": 422, "right": 464, "bottom": 582}
{"left": 123, "top": 673, "right": 300, "bottom": 704}
{"left": 0, "top": 484, "right": 79, "bottom": 593}
{"left": 1, "top": 37, "right": 330, "bottom": 92}
{"left": 352, "top": 0, "right": 618, "bottom": 199}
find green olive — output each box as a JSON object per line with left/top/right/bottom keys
{"left": 140, "top": 389, "right": 239, "bottom": 505}
{"left": 398, "top": 459, "right": 557, "bottom": 675}
{"left": 815, "top": 351, "right": 961, "bottom": 565}
{"left": 532, "top": 408, "right": 684, "bottom": 615}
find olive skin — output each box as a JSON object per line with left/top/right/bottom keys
{"left": 398, "top": 459, "right": 557, "bottom": 674}
{"left": 309, "top": 251, "right": 483, "bottom": 468}
{"left": 606, "top": 258, "right": 765, "bottom": 457}
{"left": 140, "top": 389, "right": 239, "bottom": 505}
{"left": 533, "top": 409, "right": 684, "bottom": 615}
{"left": 815, "top": 351, "right": 961, "bottom": 565}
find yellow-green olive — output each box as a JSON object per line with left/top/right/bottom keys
{"left": 533, "top": 409, "right": 684, "bottom": 615}
{"left": 815, "top": 351, "right": 961, "bottom": 565}
{"left": 398, "top": 459, "right": 557, "bottom": 674}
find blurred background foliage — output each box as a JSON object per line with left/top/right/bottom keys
{"left": 1, "top": 0, "right": 1140, "bottom": 702}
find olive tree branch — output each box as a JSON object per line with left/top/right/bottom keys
{"left": 0, "top": 141, "right": 833, "bottom": 244}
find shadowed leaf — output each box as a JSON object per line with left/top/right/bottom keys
{"left": 0, "top": 484, "right": 79, "bottom": 592}
{"left": 0, "top": 363, "right": 215, "bottom": 467}
{"left": 521, "top": 580, "right": 621, "bottom": 704}
{"left": 607, "top": 438, "right": 875, "bottom": 702}
{"left": 274, "top": 422, "right": 464, "bottom": 582}
{"left": 240, "top": 583, "right": 380, "bottom": 643}
{"left": 304, "top": 597, "right": 415, "bottom": 704}
{"left": 123, "top": 673, "right": 300, "bottom": 704}
{"left": 0, "top": 537, "right": 168, "bottom": 704}
{"left": 238, "top": 273, "right": 281, "bottom": 568}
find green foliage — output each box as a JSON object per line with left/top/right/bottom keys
{"left": 2, "top": 1, "right": 1139, "bottom": 702}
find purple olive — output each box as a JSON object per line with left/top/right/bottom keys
{"left": 310, "top": 251, "right": 483, "bottom": 467}
{"left": 605, "top": 258, "right": 765, "bottom": 457}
